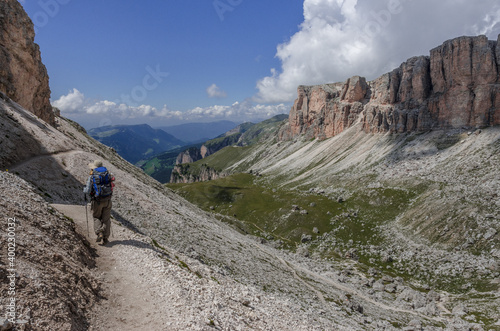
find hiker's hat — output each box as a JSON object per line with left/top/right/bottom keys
{"left": 88, "top": 160, "right": 103, "bottom": 169}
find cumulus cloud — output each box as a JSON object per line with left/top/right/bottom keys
{"left": 52, "top": 89, "right": 287, "bottom": 124}
{"left": 206, "top": 84, "right": 227, "bottom": 98}
{"left": 185, "top": 100, "right": 288, "bottom": 121}
{"left": 255, "top": 0, "right": 500, "bottom": 103}
{"left": 52, "top": 88, "right": 85, "bottom": 113}
{"left": 52, "top": 89, "right": 178, "bottom": 118}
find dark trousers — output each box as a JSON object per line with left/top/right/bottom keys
{"left": 91, "top": 197, "right": 112, "bottom": 239}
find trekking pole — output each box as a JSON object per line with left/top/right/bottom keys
{"left": 84, "top": 194, "right": 90, "bottom": 238}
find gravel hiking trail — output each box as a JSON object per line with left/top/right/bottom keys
{"left": 51, "top": 204, "right": 166, "bottom": 331}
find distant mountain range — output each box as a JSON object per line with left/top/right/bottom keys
{"left": 88, "top": 124, "right": 186, "bottom": 164}
{"left": 156, "top": 120, "right": 238, "bottom": 143}
{"left": 88, "top": 121, "right": 241, "bottom": 167}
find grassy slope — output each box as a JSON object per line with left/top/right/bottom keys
{"left": 168, "top": 173, "right": 418, "bottom": 249}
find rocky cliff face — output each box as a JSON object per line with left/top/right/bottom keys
{"left": 175, "top": 123, "right": 254, "bottom": 166}
{"left": 170, "top": 163, "right": 227, "bottom": 183}
{"left": 176, "top": 147, "right": 203, "bottom": 165}
{"left": 281, "top": 35, "right": 500, "bottom": 140}
{"left": 0, "top": 0, "right": 54, "bottom": 125}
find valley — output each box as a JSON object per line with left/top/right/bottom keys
{"left": 168, "top": 125, "right": 500, "bottom": 327}
{"left": 0, "top": 1, "right": 499, "bottom": 329}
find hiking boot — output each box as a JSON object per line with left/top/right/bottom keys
{"left": 102, "top": 238, "right": 109, "bottom": 245}
{"left": 96, "top": 233, "right": 103, "bottom": 243}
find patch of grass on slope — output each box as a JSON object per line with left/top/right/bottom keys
{"left": 168, "top": 173, "right": 416, "bottom": 250}
{"left": 180, "top": 146, "right": 255, "bottom": 176}
{"left": 169, "top": 173, "right": 338, "bottom": 247}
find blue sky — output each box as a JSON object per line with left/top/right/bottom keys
{"left": 20, "top": 0, "right": 500, "bottom": 129}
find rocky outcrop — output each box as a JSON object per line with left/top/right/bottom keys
{"left": 281, "top": 35, "right": 500, "bottom": 140}
{"left": 176, "top": 147, "right": 203, "bottom": 165}
{"left": 0, "top": 0, "right": 54, "bottom": 125}
{"left": 170, "top": 164, "right": 227, "bottom": 183}
{"left": 175, "top": 139, "right": 237, "bottom": 166}
{"left": 176, "top": 123, "right": 254, "bottom": 165}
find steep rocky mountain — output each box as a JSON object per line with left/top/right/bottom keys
{"left": 2, "top": 82, "right": 458, "bottom": 331}
{"left": 279, "top": 35, "right": 500, "bottom": 140}
{"left": 157, "top": 120, "right": 237, "bottom": 143}
{"left": 0, "top": 0, "right": 53, "bottom": 125}
{"left": 88, "top": 124, "right": 185, "bottom": 164}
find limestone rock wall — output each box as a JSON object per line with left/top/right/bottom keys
{"left": 281, "top": 35, "right": 500, "bottom": 140}
{"left": 0, "top": 0, "right": 54, "bottom": 125}
{"left": 176, "top": 147, "right": 203, "bottom": 165}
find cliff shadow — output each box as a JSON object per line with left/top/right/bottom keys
{"left": 0, "top": 93, "right": 85, "bottom": 205}
{"left": 382, "top": 128, "right": 469, "bottom": 165}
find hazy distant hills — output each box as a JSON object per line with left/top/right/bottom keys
{"left": 88, "top": 124, "right": 186, "bottom": 164}
{"left": 88, "top": 121, "right": 242, "bottom": 167}
{"left": 157, "top": 120, "right": 237, "bottom": 143}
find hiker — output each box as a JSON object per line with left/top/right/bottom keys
{"left": 83, "top": 160, "right": 115, "bottom": 245}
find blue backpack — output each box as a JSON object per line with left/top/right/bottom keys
{"left": 91, "top": 167, "right": 113, "bottom": 199}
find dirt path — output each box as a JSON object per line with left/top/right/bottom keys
{"left": 51, "top": 204, "right": 166, "bottom": 331}
{"left": 10, "top": 149, "right": 78, "bottom": 171}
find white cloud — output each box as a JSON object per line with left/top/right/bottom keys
{"left": 52, "top": 89, "right": 288, "bottom": 124}
{"left": 52, "top": 89, "right": 183, "bottom": 119}
{"left": 472, "top": 9, "right": 500, "bottom": 36}
{"left": 255, "top": 0, "right": 500, "bottom": 103}
{"left": 183, "top": 100, "right": 288, "bottom": 121}
{"left": 206, "top": 84, "right": 227, "bottom": 98}
{"left": 52, "top": 88, "right": 85, "bottom": 113}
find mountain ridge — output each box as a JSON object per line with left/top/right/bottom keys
{"left": 279, "top": 34, "right": 500, "bottom": 141}
{"left": 170, "top": 115, "right": 288, "bottom": 183}
{"left": 156, "top": 120, "right": 238, "bottom": 143}
{"left": 88, "top": 124, "right": 185, "bottom": 164}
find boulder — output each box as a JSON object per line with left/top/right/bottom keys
{"left": 301, "top": 234, "right": 312, "bottom": 243}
